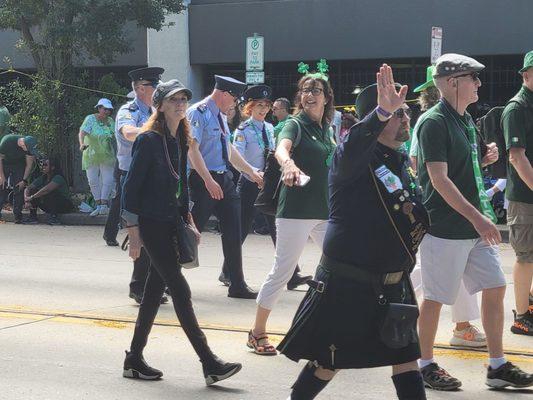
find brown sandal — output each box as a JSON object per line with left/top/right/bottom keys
{"left": 247, "top": 330, "right": 277, "bottom": 356}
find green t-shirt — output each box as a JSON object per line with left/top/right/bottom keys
{"left": 31, "top": 174, "right": 71, "bottom": 202}
{"left": 0, "top": 106, "right": 11, "bottom": 138}
{"left": 80, "top": 114, "right": 116, "bottom": 170}
{"left": 502, "top": 86, "right": 533, "bottom": 204}
{"left": 276, "top": 112, "right": 334, "bottom": 220}
{"left": 417, "top": 101, "right": 480, "bottom": 239}
{"left": 273, "top": 116, "right": 289, "bottom": 143}
{"left": 0, "top": 134, "right": 28, "bottom": 165}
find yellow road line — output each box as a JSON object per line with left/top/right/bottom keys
{"left": 1, "top": 306, "right": 532, "bottom": 362}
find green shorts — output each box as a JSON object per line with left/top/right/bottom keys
{"left": 508, "top": 201, "right": 533, "bottom": 264}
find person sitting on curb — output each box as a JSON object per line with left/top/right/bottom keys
{"left": 23, "top": 157, "right": 73, "bottom": 225}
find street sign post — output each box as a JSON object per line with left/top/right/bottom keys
{"left": 246, "top": 34, "right": 264, "bottom": 71}
{"left": 245, "top": 71, "right": 265, "bottom": 84}
{"left": 431, "top": 26, "right": 443, "bottom": 65}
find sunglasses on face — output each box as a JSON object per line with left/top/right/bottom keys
{"left": 301, "top": 87, "right": 324, "bottom": 96}
{"left": 450, "top": 72, "right": 481, "bottom": 81}
{"left": 140, "top": 82, "right": 158, "bottom": 89}
{"left": 393, "top": 108, "right": 411, "bottom": 119}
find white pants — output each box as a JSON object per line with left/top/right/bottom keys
{"left": 257, "top": 218, "right": 328, "bottom": 310}
{"left": 411, "top": 256, "right": 480, "bottom": 323}
{"left": 86, "top": 164, "right": 115, "bottom": 202}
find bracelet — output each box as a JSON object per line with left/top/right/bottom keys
{"left": 376, "top": 106, "right": 392, "bottom": 118}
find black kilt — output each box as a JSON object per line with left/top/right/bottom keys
{"left": 278, "top": 265, "right": 421, "bottom": 369}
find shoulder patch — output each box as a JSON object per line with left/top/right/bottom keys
{"left": 234, "top": 133, "right": 246, "bottom": 142}
{"left": 197, "top": 103, "right": 207, "bottom": 113}
{"left": 127, "top": 101, "right": 138, "bottom": 112}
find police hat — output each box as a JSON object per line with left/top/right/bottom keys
{"left": 128, "top": 67, "right": 165, "bottom": 83}
{"left": 152, "top": 79, "right": 192, "bottom": 108}
{"left": 214, "top": 75, "right": 247, "bottom": 98}
{"left": 243, "top": 85, "right": 272, "bottom": 102}
{"left": 355, "top": 83, "right": 402, "bottom": 119}
{"left": 433, "top": 53, "right": 485, "bottom": 78}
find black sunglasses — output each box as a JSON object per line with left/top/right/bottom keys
{"left": 450, "top": 72, "right": 481, "bottom": 81}
{"left": 140, "top": 82, "right": 158, "bottom": 88}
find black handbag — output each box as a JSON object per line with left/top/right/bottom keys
{"left": 162, "top": 134, "right": 199, "bottom": 269}
{"left": 379, "top": 302, "right": 419, "bottom": 349}
{"left": 254, "top": 119, "right": 302, "bottom": 215}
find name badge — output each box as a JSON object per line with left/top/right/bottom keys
{"left": 375, "top": 165, "right": 403, "bottom": 193}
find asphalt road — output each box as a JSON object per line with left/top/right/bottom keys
{"left": 0, "top": 223, "right": 532, "bottom": 399}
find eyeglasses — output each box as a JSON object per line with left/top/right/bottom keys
{"left": 393, "top": 108, "right": 411, "bottom": 119}
{"left": 450, "top": 72, "right": 481, "bottom": 81}
{"left": 140, "top": 82, "right": 158, "bottom": 89}
{"left": 301, "top": 88, "right": 324, "bottom": 96}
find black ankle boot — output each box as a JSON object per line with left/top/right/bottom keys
{"left": 290, "top": 362, "right": 330, "bottom": 399}
{"left": 392, "top": 370, "right": 427, "bottom": 399}
{"left": 202, "top": 355, "right": 242, "bottom": 386}
{"left": 123, "top": 350, "right": 163, "bottom": 380}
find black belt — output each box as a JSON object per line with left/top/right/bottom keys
{"left": 320, "top": 254, "right": 405, "bottom": 285}
{"left": 209, "top": 170, "right": 227, "bottom": 175}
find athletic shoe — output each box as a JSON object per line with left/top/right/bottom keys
{"left": 90, "top": 205, "right": 101, "bottom": 217}
{"left": 22, "top": 215, "right": 39, "bottom": 225}
{"left": 123, "top": 350, "right": 163, "bottom": 380}
{"left": 202, "top": 356, "right": 242, "bottom": 386}
{"left": 486, "top": 362, "right": 533, "bottom": 389}
{"left": 99, "top": 204, "right": 109, "bottom": 215}
{"left": 47, "top": 214, "right": 61, "bottom": 225}
{"left": 421, "top": 362, "right": 462, "bottom": 391}
{"left": 449, "top": 324, "right": 487, "bottom": 347}
{"left": 510, "top": 309, "right": 533, "bottom": 336}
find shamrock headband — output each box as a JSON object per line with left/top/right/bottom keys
{"left": 297, "top": 59, "right": 329, "bottom": 81}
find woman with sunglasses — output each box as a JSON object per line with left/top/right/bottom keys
{"left": 78, "top": 98, "right": 116, "bottom": 216}
{"left": 121, "top": 79, "right": 242, "bottom": 386}
{"left": 247, "top": 73, "right": 336, "bottom": 356}
{"left": 23, "top": 157, "right": 73, "bottom": 225}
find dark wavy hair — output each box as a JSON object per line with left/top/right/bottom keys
{"left": 293, "top": 76, "right": 335, "bottom": 126}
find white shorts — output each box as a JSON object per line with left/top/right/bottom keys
{"left": 419, "top": 234, "right": 506, "bottom": 305}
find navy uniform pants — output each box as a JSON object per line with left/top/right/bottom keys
{"left": 189, "top": 170, "right": 247, "bottom": 290}
{"left": 103, "top": 166, "right": 151, "bottom": 296}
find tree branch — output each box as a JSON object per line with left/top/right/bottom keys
{"left": 19, "top": 14, "right": 43, "bottom": 71}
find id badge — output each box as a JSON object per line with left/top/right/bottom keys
{"left": 374, "top": 165, "right": 403, "bottom": 193}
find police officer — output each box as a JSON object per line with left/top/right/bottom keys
{"left": 103, "top": 66, "right": 168, "bottom": 304}
{"left": 187, "top": 75, "right": 263, "bottom": 299}
{"left": 232, "top": 85, "right": 311, "bottom": 290}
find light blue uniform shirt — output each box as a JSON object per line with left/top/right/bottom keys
{"left": 187, "top": 97, "right": 231, "bottom": 172}
{"left": 233, "top": 118, "right": 274, "bottom": 180}
{"left": 115, "top": 97, "right": 151, "bottom": 171}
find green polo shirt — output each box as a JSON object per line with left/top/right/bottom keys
{"left": 417, "top": 101, "right": 480, "bottom": 239}
{"left": 31, "top": 174, "right": 71, "bottom": 202}
{"left": 276, "top": 112, "right": 334, "bottom": 220}
{"left": 502, "top": 86, "right": 533, "bottom": 204}
{"left": 0, "top": 134, "right": 27, "bottom": 165}
{"left": 273, "top": 116, "right": 290, "bottom": 143}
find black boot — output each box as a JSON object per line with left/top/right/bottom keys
{"left": 123, "top": 350, "right": 163, "bottom": 380}
{"left": 202, "top": 355, "right": 242, "bottom": 386}
{"left": 289, "top": 362, "right": 330, "bottom": 399}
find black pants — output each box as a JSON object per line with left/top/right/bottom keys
{"left": 130, "top": 217, "right": 214, "bottom": 363}
{"left": 103, "top": 166, "right": 150, "bottom": 295}
{"left": 189, "top": 170, "right": 246, "bottom": 289}
{"left": 28, "top": 186, "right": 73, "bottom": 214}
{"left": 223, "top": 177, "right": 301, "bottom": 277}
{"left": 0, "top": 163, "right": 24, "bottom": 219}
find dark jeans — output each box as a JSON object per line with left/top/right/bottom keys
{"left": 222, "top": 176, "right": 302, "bottom": 277}
{"left": 28, "top": 186, "right": 73, "bottom": 214}
{"left": 104, "top": 166, "right": 150, "bottom": 295}
{"left": 130, "top": 217, "right": 215, "bottom": 363}
{"left": 0, "top": 163, "right": 24, "bottom": 219}
{"left": 189, "top": 170, "right": 246, "bottom": 289}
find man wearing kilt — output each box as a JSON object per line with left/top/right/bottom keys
{"left": 278, "top": 65, "right": 428, "bottom": 400}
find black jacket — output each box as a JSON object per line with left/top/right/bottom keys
{"left": 122, "top": 130, "right": 189, "bottom": 225}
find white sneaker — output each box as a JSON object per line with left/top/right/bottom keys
{"left": 90, "top": 205, "right": 101, "bottom": 217}
{"left": 98, "top": 204, "right": 109, "bottom": 215}
{"left": 449, "top": 324, "right": 487, "bottom": 348}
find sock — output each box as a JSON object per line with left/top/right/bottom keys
{"left": 418, "top": 358, "right": 434, "bottom": 369}
{"left": 489, "top": 357, "right": 506, "bottom": 370}
{"left": 290, "top": 362, "right": 330, "bottom": 400}
{"left": 392, "top": 370, "right": 427, "bottom": 400}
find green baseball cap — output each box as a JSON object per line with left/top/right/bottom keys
{"left": 519, "top": 50, "right": 533, "bottom": 73}
{"left": 414, "top": 66, "right": 435, "bottom": 93}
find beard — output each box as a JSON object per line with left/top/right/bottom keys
{"left": 394, "top": 125, "right": 410, "bottom": 142}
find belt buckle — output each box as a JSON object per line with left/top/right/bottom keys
{"left": 216, "top": 170, "right": 225, "bottom": 174}
{"left": 316, "top": 281, "right": 325, "bottom": 293}
{"left": 383, "top": 272, "right": 403, "bottom": 285}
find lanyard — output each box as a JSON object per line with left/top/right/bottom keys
{"left": 441, "top": 101, "right": 497, "bottom": 223}
{"left": 249, "top": 119, "right": 271, "bottom": 150}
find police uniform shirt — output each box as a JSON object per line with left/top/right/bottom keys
{"left": 233, "top": 118, "right": 274, "bottom": 180}
{"left": 115, "top": 97, "right": 152, "bottom": 171}
{"left": 187, "top": 98, "right": 232, "bottom": 172}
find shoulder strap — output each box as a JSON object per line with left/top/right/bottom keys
{"left": 290, "top": 118, "right": 302, "bottom": 148}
